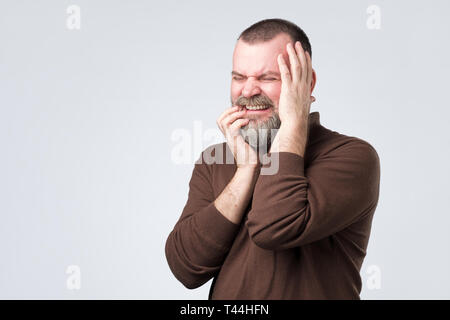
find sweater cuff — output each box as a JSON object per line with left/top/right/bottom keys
{"left": 262, "top": 152, "right": 306, "bottom": 176}
{"left": 194, "top": 201, "right": 240, "bottom": 249}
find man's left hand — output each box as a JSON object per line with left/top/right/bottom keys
{"left": 277, "top": 41, "right": 314, "bottom": 129}
{"left": 270, "top": 41, "right": 315, "bottom": 157}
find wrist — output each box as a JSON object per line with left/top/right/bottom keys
{"left": 275, "top": 123, "right": 307, "bottom": 157}
{"left": 236, "top": 165, "right": 260, "bottom": 174}
{"left": 280, "top": 120, "right": 303, "bottom": 133}
{"left": 236, "top": 165, "right": 261, "bottom": 183}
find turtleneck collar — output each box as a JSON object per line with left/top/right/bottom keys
{"left": 308, "top": 111, "right": 320, "bottom": 129}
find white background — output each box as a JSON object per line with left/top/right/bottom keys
{"left": 1, "top": 0, "right": 449, "bottom": 299}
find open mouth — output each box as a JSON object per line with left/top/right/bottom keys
{"left": 244, "top": 105, "right": 271, "bottom": 111}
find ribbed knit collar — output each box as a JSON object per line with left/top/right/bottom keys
{"left": 308, "top": 111, "right": 320, "bottom": 128}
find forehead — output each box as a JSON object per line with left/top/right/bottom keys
{"left": 232, "top": 33, "right": 291, "bottom": 76}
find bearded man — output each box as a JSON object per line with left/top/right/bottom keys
{"left": 165, "top": 18, "right": 381, "bottom": 300}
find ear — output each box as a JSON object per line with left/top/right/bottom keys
{"left": 310, "top": 68, "right": 317, "bottom": 94}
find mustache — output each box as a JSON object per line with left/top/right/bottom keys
{"left": 235, "top": 95, "right": 274, "bottom": 107}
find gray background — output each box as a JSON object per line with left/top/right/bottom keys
{"left": 1, "top": 0, "right": 449, "bottom": 299}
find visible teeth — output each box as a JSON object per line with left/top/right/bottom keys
{"left": 245, "top": 105, "right": 269, "bottom": 110}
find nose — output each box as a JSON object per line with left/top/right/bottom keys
{"left": 242, "top": 77, "right": 261, "bottom": 97}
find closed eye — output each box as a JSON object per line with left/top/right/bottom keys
{"left": 232, "top": 76, "right": 278, "bottom": 81}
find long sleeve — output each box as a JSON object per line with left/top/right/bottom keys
{"left": 165, "top": 150, "right": 240, "bottom": 289}
{"left": 246, "top": 139, "right": 380, "bottom": 250}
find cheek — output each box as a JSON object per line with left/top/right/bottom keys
{"left": 262, "top": 84, "right": 281, "bottom": 104}
{"left": 230, "top": 84, "right": 241, "bottom": 101}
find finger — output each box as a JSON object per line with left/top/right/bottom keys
{"left": 287, "top": 42, "right": 301, "bottom": 83}
{"left": 223, "top": 109, "right": 246, "bottom": 126}
{"left": 277, "top": 53, "right": 291, "bottom": 85}
{"left": 229, "top": 118, "right": 250, "bottom": 131}
{"left": 305, "top": 51, "right": 313, "bottom": 88}
{"left": 295, "top": 41, "right": 308, "bottom": 84}
{"left": 221, "top": 105, "right": 240, "bottom": 120}
{"left": 217, "top": 106, "right": 239, "bottom": 126}
{"left": 227, "top": 119, "right": 250, "bottom": 143}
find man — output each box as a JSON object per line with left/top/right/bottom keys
{"left": 165, "top": 18, "right": 380, "bottom": 299}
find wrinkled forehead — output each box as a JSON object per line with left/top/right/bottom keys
{"left": 232, "top": 34, "right": 291, "bottom": 76}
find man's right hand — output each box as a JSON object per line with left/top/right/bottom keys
{"left": 217, "top": 105, "right": 260, "bottom": 170}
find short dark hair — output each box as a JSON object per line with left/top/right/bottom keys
{"left": 237, "top": 18, "right": 312, "bottom": 58}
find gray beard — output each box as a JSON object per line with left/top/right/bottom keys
{"left": 239, "top": 112, "right": 281, "bottom": 154}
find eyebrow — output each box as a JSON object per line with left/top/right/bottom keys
{"left": 231, "top": 71, "right": 280, "bottom": 78}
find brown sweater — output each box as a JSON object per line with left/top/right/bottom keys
{"left": 165, "top": 111, "right": 381, "bottom": 299}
